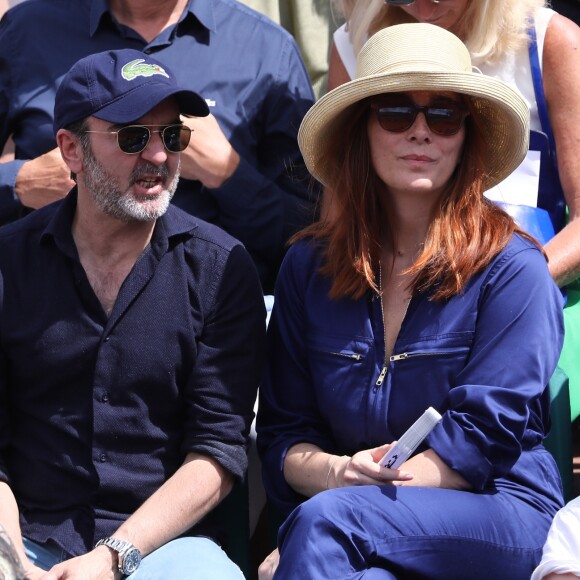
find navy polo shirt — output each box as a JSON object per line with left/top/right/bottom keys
{"left": 0, "top": 192, "right": 266, "bottom": 556}
{"left": 0, "top": 0, "right": 317, "bottom": 291}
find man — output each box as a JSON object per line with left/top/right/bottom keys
{"left": 0, "top": 48, "right": 265, "bottom": 578}
{"left": 239, "top": 0, "right": 341, "bottom": 98}
{"left": 0, "top": 0, "right": 316, "bottom": 293}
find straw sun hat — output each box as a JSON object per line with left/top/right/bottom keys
{"left": 298, "top": 22, "right": 530, "bottom": 190}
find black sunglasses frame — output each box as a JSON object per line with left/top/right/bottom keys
{"left": 84, "top": 124, "right": 192, "bottom": 154}
{"left": 369, "top": 97, "right": 469, "bottom": 136}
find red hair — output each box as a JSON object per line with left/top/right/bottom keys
{"left": 293, "top": 99, "right": 543, "bottom": 301}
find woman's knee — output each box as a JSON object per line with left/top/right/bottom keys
{"left": 282, "top": 488, "right": 355, "bottom": 535}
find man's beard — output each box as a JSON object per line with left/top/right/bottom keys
{"left": 81, "top": 144, "right": 179, "bottom": 223}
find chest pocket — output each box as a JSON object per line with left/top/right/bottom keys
{"left": 387, "top": 333, "right": 474, "bottom": 434}
{"left": 306, "top": 334, "right": 373, "bottom": 429}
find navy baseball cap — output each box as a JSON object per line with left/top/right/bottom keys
{"left": 53, "top": 48, "right": 209, "bottom": 134}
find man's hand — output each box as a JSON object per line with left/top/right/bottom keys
{"left": 39, "top": 547, "right": 120, "bottom": 580}
{"left": 22, "top": 563, "right": 48, "bottom": 580}
{"left": 15, "top": 148, "right": 74, "bottom": 209}
{"left": 179, "top": 114, "right": 240, "bottom": 189}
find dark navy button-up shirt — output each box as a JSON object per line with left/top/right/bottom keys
{"left": 0, "top": 0, "right": 316, "bottom": 292}
{"left": 0, "top": 192, "right": 266, "bottom": 556}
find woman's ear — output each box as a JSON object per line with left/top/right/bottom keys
{"left": 56, "top": 128, "right": 84, "bottom": 175}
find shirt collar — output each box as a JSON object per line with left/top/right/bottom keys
{"left": 42, "top": 189, "right": 198, "bottom": 256}
{"left": 41, "top": 189, "right": 80, "bottom": 259}
{"left": 89, "top": 0, "right": 111, "bottom": 36}
{"left": 150, "top": 205, "right": 199, "bottom": 257}
{"left": 186, "top": 0, "right": 216, "bottom": 32}
{"left": 89, "top": 0, "right": 216, "bottom": 37}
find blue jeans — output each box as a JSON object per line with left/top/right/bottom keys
{"left": 23, "top": 536, "right": 244, "bottom": 579}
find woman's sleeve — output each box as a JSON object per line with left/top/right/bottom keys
{"left": 256, "top": 243, "right": 336, "bottom": 516}
{"left": 428, "top": 242, "right": 564, "bottom": 489}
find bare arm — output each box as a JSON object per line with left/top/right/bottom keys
{"left": 327, "top": 42, "right": 351, "bottom": 92}
{"left": 41, "top": 452, "right": 233, "bottom": 579}
{"left": 542, "top": 14, "right": 580, "bottom": 287}
{"left": 0, "top": 482, "right": 45, "bottom": 579}
{"left": 397, "top": 448, "right": 470, "bottom": 489}
{"left": 111, "top": 452, "right": 232, "bottom": 556}
{"left": 179, "top": 114, "right": 240, "bottom": 189}
{"left": 14, "top": 148, "right": 74, "bottom": 210}
{"left": 283, "top": 442, "right": 468, "bottom": 498}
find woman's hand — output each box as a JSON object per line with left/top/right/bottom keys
{"left": 328, "top": 443, "right": 414, "bottom": 489}
{"left": 284, "top": 442, "right": 413, "bottom": 498}
{"left": 258, "top": 548, "right": 280, "bottom": 580}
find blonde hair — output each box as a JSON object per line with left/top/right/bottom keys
{"left": 333, "top": 0, "right": 546, "bottom": 66}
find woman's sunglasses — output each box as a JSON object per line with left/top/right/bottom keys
{"left": 84, "top": 124, "right": 192, "bottom": 154}
{"left": 369, "top": 95, "right": 469, "bottom": 136}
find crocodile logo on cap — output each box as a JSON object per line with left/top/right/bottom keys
{"left": 121, "top": 58, "right": 170, "bottom": 81}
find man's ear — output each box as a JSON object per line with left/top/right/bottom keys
{"left": 56, "top": 129, "right": 83, "bottom": 175}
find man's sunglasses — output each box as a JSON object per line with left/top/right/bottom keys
{"left": 84, "top": 124, "right": 192, "bottom": 154}
{"left": 369, "top": 95, "right": 469, "bottom": 136}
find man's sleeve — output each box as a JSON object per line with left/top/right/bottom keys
{"left": 0, "top": 268, "right": 10, "bottom": 482}
{"left": 181, "top": 243, "right": 266, "bottom": 479}
{"left": 0, "top": 14, "right": 26, "bottom": 220}
{"left": 209, "top": 35, "right": 318, "bottom": 288}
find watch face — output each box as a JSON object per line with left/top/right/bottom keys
{"left": 121, "top": 548, "right": 142, "bottom": 574}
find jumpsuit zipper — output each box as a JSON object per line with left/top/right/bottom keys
{"left": 376, "top": 262, "right": 411, "bottom": 386}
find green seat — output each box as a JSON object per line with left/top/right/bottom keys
{"left": 558, "top": 279, "right": 580, "bottom": 422}
{"left": 544, "top": 366, "right": 574, "bottom": 502}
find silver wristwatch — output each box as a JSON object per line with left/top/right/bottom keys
{"left": 95, "top": 536, "right": 142, "bottom": 575}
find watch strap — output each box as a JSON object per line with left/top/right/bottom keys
{"left": 95, "top": 536, "right": 140, "bottom": 573}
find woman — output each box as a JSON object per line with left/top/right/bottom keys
{"left": 257, "top": 23, "right": 564, "bottom": 578}
{"left": 328, "top": 0, "right": 580, "bottom": 422}
{"left": 329, "top": 0, "right": 580, "bottom": 284}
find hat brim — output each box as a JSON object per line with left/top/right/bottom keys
{"left": 92, "top": 81, "right": 209, "bottom": 124}
{"left": 298, "top": 71, "right": 530, "bottom": 191}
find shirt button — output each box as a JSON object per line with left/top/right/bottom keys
{"left": 100, "top": 453, "right": 107, "bottom": 462}
{"left": 104, "top": 337, "right": 110, "bottom": 342}
{"left": 102, "top": 392, "right": 109, "bottom": 403}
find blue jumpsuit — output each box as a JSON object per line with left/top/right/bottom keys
{"left": 257, "top": 235, "right": 565, "bottom": 579}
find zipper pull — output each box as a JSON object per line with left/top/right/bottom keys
{"left": 390, "top": 352, "right": 408, "bottom": 362}
{"left": 375, "top": 365, "right": 388, "bottom": 386}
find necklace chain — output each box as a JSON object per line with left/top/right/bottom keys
{"left": 377, "top": 261, "right": 412, "bottom": 387}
